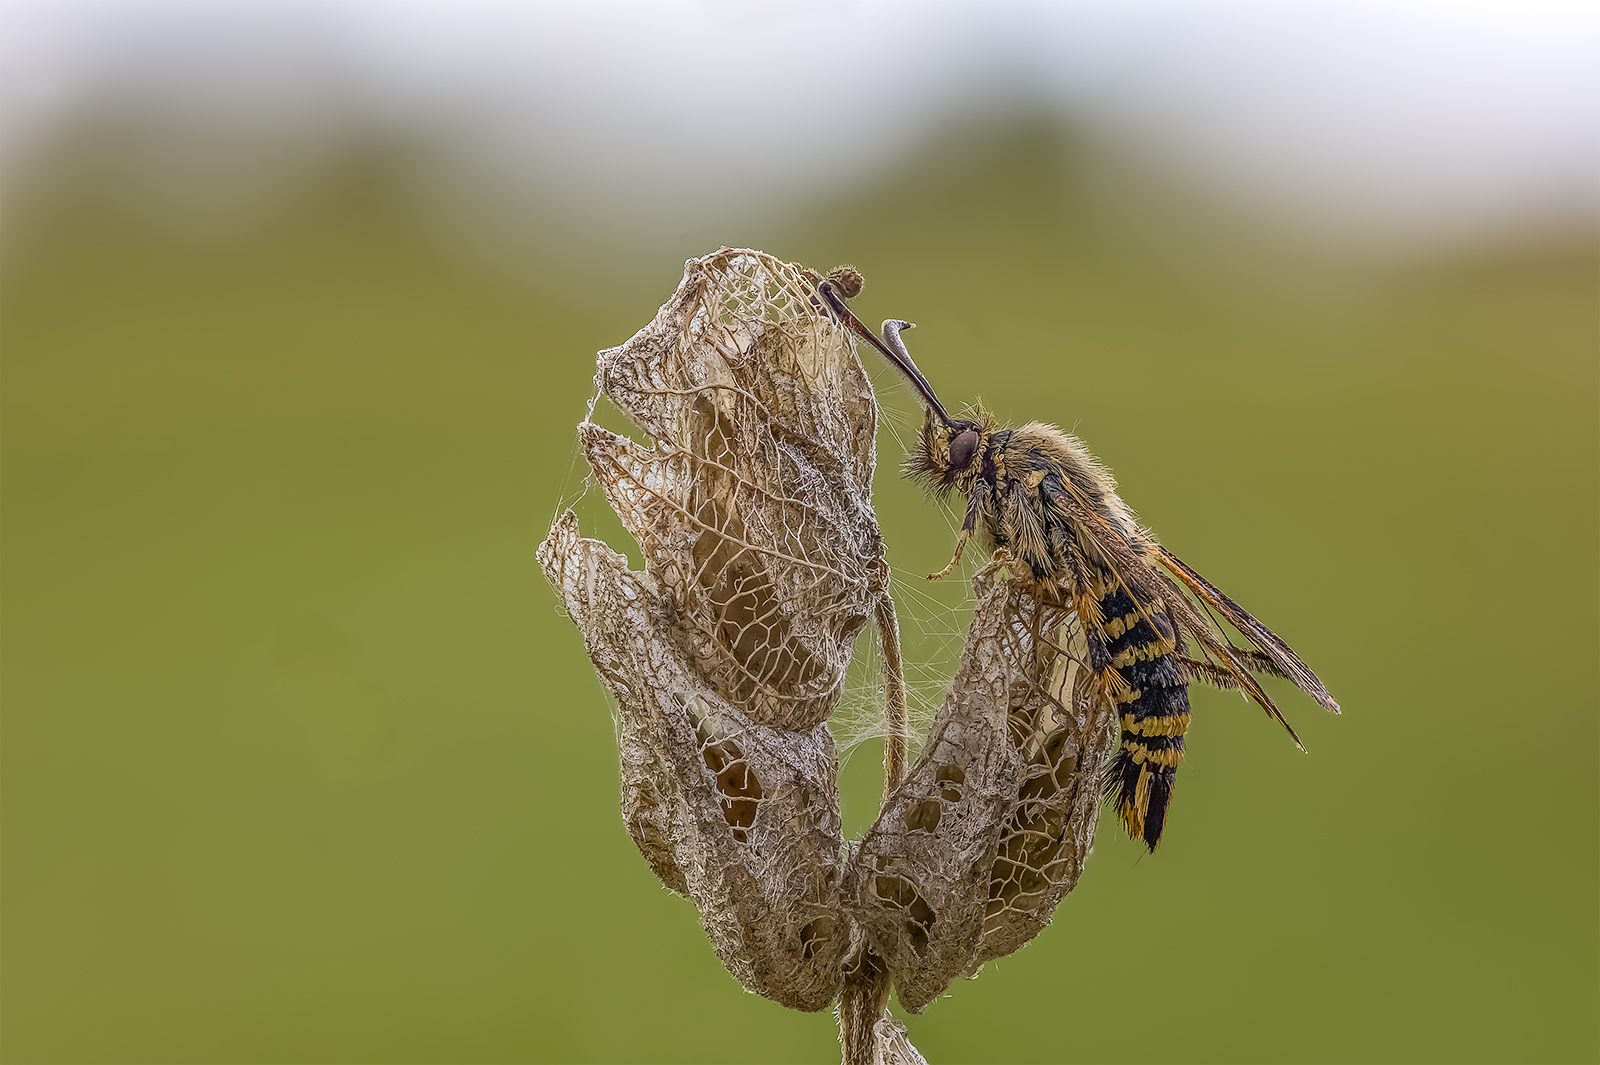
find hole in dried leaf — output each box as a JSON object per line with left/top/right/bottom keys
{"left": 799, "top": 916, "right": 836, "bottom": 960}
{"left": 902, "top": 799, "right": 942, "bottom": 833}
{"left": 874, "top": 874, "right": 917, "bottom": 909}
{"left": 1018, "top": 769, "right": 1055, "bottom": 803}
{"left": 873, "top": 875, "right": 937, "bottom": 955}
{"left": 906, "top": 918, "right": 931, "bottom": 957}
{"left": 934, "top": 764, "right": 965, "bottom": 802}
{"left": 694, "top": 724, "right": 764, "bottom": 841}
{"left": 684, "top": 395, "right": 834, "bottom": 719}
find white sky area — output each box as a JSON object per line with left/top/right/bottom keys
{"left": 2, "top": 0, "right": 1596, "bottom": 256}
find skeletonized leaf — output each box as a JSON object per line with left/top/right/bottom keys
{"left": 871, "top": 1019, "right": 929, "bottom": 1065}
{"left": 586, "top": 248, "right": 885, "bottom": 731}
{"left": 845, "top": 567, "right": 1120, "bottom": 1012}
{"left": 539, "top": 512, "right": 847, "bottom": 1010}
{"left": 974, "top": 593, "right": 1119, "bottom": 967}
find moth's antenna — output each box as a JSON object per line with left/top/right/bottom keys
{"left": 818, "top": 280, "right": 953, "bottom": 427}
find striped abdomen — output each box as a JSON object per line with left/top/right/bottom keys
{"left": 1099, "top": 581, "right": 1190, "bottom": 851}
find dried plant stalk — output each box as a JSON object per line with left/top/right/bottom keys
{"left": 586, "top": 249, "right": 886, "bottom": 731}
{"left": 539, "top": 512, "right": 847, "bottom": 1010}
{"left": 836, "top": 943, "right": 894, "bottom": 1065}
{"left": 541, "top": 248, "right": 1124, "bottom": 1061}
{"left": 845, "top": 563, "right": 1120, "bottom": 1012}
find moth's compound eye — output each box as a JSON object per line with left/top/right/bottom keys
{"left": 948, "top": 429, "right": 980, "bottom": 473}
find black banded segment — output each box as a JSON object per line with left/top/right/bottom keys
{"left": 1098, "top": 581, "right": 1191, "bottom": 851}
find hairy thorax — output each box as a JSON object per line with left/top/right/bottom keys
{"left": 979, "top": 422, "right": 1152, "bottom": 569}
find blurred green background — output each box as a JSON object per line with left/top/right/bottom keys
{"left": 3, "top": 105, "right": 1596, "bottom": 1065}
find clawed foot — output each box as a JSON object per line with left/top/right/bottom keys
{"left": 926, "top": 528, "right": 972, "bottom": 580}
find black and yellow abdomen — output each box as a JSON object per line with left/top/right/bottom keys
{"left": 1099, "top": 581, "right": 1190, "bottom": 851}
{"left": 977, "top": 434, "right": 1195, "bottom": 851}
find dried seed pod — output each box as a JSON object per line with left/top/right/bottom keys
{"left": 974, "top": 591, "right": 1121, "bottom": 967}
{"left": 539, "top": 512, "right": 847, "bottom": 1010}
{"left": 845, "top": 565, "right": 1120, "bottom": 1012}
{"left": 587, "top": 248, "right": 886, "bottom": 731}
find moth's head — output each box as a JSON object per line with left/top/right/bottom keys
{"left": 908, "top": 410, "right": 989, "bottom": 496}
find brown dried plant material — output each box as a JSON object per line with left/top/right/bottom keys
{"left": 870, "top": 1019, "right": 930, "bottom": 1065}
{"left": 539, "top": 512, "right": 847, "bottom": 1010}
{"left": 541, "top": 248, "right": 1118, "bottom": 1060}
{"left": 584, "top": 248, "right": 887, "bottom": 731}
{"left": 845, "top": 563, "right": 1121, "bottom": 1012}
{"left": 536, "top": 249, "right": 904, "bottom": 1017}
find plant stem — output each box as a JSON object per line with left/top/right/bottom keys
{"left": 835, "top": 594, "right": 921, "bottom": 1064}
{"left": 876, "top": 594, "right": 908, "bottom": 798}
{"left": 837, "top": 946, "right": 892, "bottom": 1065}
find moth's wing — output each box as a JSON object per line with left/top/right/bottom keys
{"left": 1045, "top": 489, "right": 1314, "bottom": 746}
{"left": 1038, "top": 485, "right": 1174, "bottom": 679}
{"left": 1157, "top": 573, "right": 1308, "bottom": 748}
{"left": 844, "top": 568, "right": 1119, "bottom": 1012}
{"left": 585, "top": 249, "right": 886, "bottom": 730}
{"left": 1158, "top": 548, "right": 1340, "bottom": 713}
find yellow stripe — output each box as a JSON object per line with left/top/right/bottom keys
{"left": 1110, "top": 638, "right": 1177, "bottom": 668}
{"left": 1122, "top": 712, "right": 1190, "bottom": 737}
{"left": 1104, "top": 610, "right": 1143, "bottom": 640}
{"left": 1125, "top": 741, "right": 1185, "bottom": 768}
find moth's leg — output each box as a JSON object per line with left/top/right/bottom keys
{"left": 927, "top": 530, "right": 970, "bottom": 581}
{"left": 1004, "top": 552, "right": 1034, "bottom": 584}
{"left": 1002, "top": 476, "right": 1054, "bottom": 590}
{"left": 929, "top": 484, "right": 985, "bottom": 580}
{"left": 1062, "top": 538, "right": 1112, "bottom": 674}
